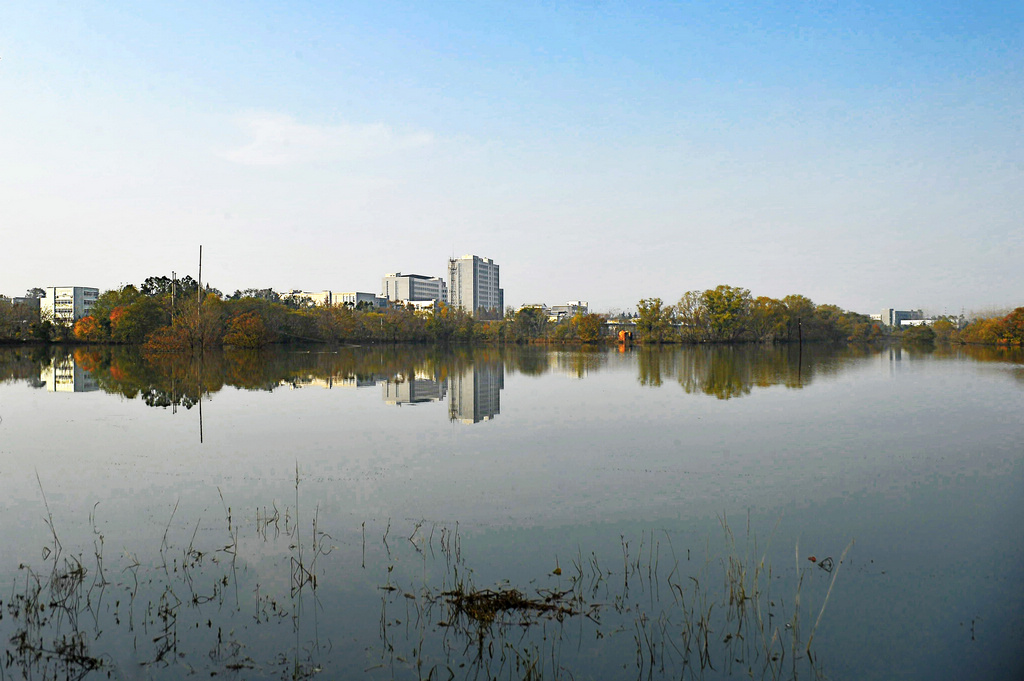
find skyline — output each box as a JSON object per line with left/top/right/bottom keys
{"left": 2, "top": 1, "right": 1021, "bottom": 316}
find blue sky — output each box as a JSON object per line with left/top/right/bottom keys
{"left": 2, "top": 1, "right": 1021, "bottom": 315}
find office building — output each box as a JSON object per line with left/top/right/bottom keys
{"left": 876, "top": 309, "right": 924, "bottom": 328}
{"left": 381, "top": 273, "right": 447, "bottom": 304}
{"left": 447, "top": 255, "right": 503, "bottom": 318}
{"left": 549, "top": 301, "right": 589, "bottom": 321}
{"left": 40, "top": 287, "right": 99, "bottom": 323}
{"left": 333, "top": 292, "right": 387, "bottom": 308}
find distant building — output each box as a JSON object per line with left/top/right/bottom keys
{"left": 12, "top": 296, "right": 41, "bottom": 309}
{"left": 40, "top": 287, "right": 99, "bottom": 323}
{"left": 2, "top": 296, "right": 40, "bottom": 322}
{"left": 381, "top": 273, "right": 447, "bottom": 305}
{"left": 280, "top": 290, "right": 332, "bottom": 306}
{"left": 333, "top": 291, "right": 387, "bottom": 308}
{"left": 549, "top": 301, "right": 589, "bottom": 321}
{"left": 277, "top": 290, "right": 386, "bottom": 308}
{"left": 447, "top": 255, "right": 503, "bottom": 318}
{"left": 875, "top": 309, "right": 924, "bottom": 328}
{"left": 516, "top": 303, "right": 550, "bottom": 316}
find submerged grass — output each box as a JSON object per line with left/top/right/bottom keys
{"left": 3, "top": 478, "right": 852, "bottom": 680}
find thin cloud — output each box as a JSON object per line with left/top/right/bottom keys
{"left": 223, "top": 112, "right": 434, "bottom": 166}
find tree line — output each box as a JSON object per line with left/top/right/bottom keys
{"left": 633, "top": 286, "right": 1024, "bottom": 346}
{"left": 0, "top": 276, "right": 608, "bottom": 349}
{"left": 2, "top": 278, "right": 1021, "bottom": 348}
{"left": 632, "top": 286, "right": 881, "bottom": 343}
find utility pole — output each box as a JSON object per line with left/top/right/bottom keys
{"left": 198, "top": 245, "right": 203, "bottom": 306}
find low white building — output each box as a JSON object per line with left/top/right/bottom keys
{"left": 333, "top": 291, "right": 387, "bottom": 308}
{"left": 280, "top": 290, "right": 332, "bottom": 306}
{"left": 40, "top": 287, "right": 99, "bottom": 323}
{"left": 549, "top": 301, "right": 589, "bottom": 321}
{"left": 382, "top": 273, "right": 448, "bottom": 304}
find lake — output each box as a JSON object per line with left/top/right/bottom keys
{"left": 0, "top": 343, "right": 1022, "bottom": 680}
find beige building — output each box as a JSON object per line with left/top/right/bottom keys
{"left": 40, "top": 287, "right": 99, "bottom": 323}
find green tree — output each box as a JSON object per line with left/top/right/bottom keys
{"left": 749, "top": 296, "right": 787, "bottom": 342}
{"left": 675, "top": 291, "right": 707, "bottom": 342}
{"left": 110, "top": 297, "right": 167, "bottom": 344}
{"left": 782, "top": 295, "right": 816, "bottom": 342}
{"left": 427, "top": 303, "right": 474, "bottom": 343}
{"left": 901, "top": 324, "right": 936, "bottom": 346}
{"left": 511, "top": 307, "right": 548, "bottom": 342}
{"left": 700, "top": 285, "right": 751, "bottom": 342}
{"left": 570, "top": 312, "right": 605, "bottom": 343}
{"left": 636, "top": 298, "right": 674, "bottom": 343}
{"left": 141, "top": 276, "right": 174, "bottom": 296}
{"left": 176, "top": 294, "right": 225, "bottom": 350}
{"left": 229, "top": 288, "right": 281, "bottom": 302}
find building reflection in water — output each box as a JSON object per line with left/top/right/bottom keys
{"left": 286, "top": 375, "right": 386, "bottom": 389}
{"left": 383, "top": 373, "right": 447, "bottom": 405}
{"left": 448, "top": 360, "right": 503, "bottom": 424}
{"left": 29, "top": 348, "right": 507, "bottom": 424}
{"left": 40, "top": 356, "right": 99, "bottom": 393}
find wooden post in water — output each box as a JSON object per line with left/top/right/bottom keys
{"left": 797, "top": 317, "right": 803, "bottom": 384}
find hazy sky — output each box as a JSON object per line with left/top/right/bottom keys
{"left": 2, "top": 1, "right": 1021, "bottom": 315}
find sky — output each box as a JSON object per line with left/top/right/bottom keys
{"left": 2, "top": 1, "right": 1021, "bottom": 316}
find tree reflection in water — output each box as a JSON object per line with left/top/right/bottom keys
{"left": 1, "top": 343, "right": 1022, "bottom": 406}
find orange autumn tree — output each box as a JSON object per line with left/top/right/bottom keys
{"left": 74, "top": 315, "right": 106, "bottom": 342}
{"left": 1003, "top": 307, "right": 1024, "bottom": 345}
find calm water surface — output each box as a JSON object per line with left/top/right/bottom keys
{"left": 0, "top": 343, "right": 1021, "bottom": 680}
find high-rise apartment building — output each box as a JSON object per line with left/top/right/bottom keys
{"left": 447, "top": 255, "right": 503, "bottom": 318}
{"left": 381, "top": 273, "right": 447, "bottom": 304}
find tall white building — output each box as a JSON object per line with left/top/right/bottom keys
{"left": 381, "top": 273, "right": 447, "bottom": 304}
{"left": 447, "top": 255, "right": 503, "bottom": 318}
{"left": 40, "top": 287, "right": 99, "bottom": 323}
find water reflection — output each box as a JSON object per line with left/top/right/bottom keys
{"left": 40, "top": 355, "right": 99, "bottom": 392}
{"left": 382, "top": 374, "right": 447, "bottom": 404}
{"left": 1, "top": 343, "right": 1021, "bottom": 411}
{"left": 448, "top": 360, "right": 503, "bottom": 423}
